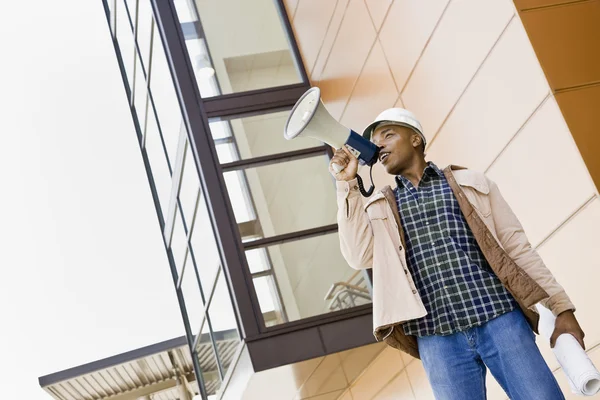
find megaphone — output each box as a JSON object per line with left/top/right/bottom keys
{"left": 284, "top": 87, "right": 380, "bottom": 196}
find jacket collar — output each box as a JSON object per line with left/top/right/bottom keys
{"left": 370, "top": 164, "right": 488, "bottom": 199}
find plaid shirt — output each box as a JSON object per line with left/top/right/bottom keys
{"left": 396, "top": 163, "right": 517, "bottom": 337}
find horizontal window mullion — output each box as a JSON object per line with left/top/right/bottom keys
{"left": 244, "top": 224, "right": 339, "bottom": 250}
{"left": 220, "top": 146, "right": 329, "bottom": 172}
{"left": 203, "top": 83, "right": 309, "bottom": 119}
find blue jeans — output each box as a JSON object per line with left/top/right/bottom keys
{"left": 417, "top": 309, "right": 564, "bottom": 400}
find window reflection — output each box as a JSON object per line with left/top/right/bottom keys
{"left": 247, "top": 233, "right": 372, "bottom": 325}
{"left": 208, "top": 271, "right": 239, "bottom": 380}
{"left": 225, "top": 156, "right": 337, "bottom": 238}
{"left": 210, "top": 112, "right": 316, "bottom": 162}
{"left": 194, "top": 320, "right": 222, "bottom": 397}
{"left": 193, "top": 0, "right": 302, "bottom": 96}
{"left": 179, "top": 143, "right": 200, "bottom": 225}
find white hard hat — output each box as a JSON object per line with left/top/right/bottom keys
{"left": 362, "top": 108, "right": 425, "bottom": 146}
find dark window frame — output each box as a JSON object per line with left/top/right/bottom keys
{"left": 104, "top": 0, "right": 375, "bottom": 393}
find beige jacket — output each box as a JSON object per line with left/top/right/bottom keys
{"left": 337, "top": 165, "right": 575, "bottom": 358}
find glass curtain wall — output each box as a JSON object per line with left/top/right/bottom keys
{"left": 102, "top": 0, "right": 372, "bottom": 398}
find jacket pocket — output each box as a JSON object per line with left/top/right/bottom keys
{"left": 463, "top": 188, "right": 491, "bottom": 217}
{"left": 366, "top": 202, "right": 388, "bottom": 220}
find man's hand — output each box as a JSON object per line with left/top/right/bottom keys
{"left": 550, "top": 310, "right": 585, "bottom": 349}
{"left": 329, "top": 146, "right": 359, "bottom": 181}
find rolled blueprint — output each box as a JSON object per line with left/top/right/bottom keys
{"left": 536, "top": 304, "right": 600, "bottom": 396}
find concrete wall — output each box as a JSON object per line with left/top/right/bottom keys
{"left": 284, "top": 0, "right": 600, "bottom": 398}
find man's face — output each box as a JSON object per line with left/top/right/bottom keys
{"left": 371, "top": 124, "right": 420, "bottom": 175}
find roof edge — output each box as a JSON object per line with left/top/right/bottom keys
{"left": 38, "top": 336, "right": 188, "bottom": 387}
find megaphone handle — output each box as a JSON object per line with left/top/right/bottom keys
{"left": 332, "top": 163, "right": 344, "bottom": 174}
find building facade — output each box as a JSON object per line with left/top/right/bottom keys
{"left": 39, "top": 0, "right": 600, "bottom": 399}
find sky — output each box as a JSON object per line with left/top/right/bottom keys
{"left": 0, "top": 1, "right": 184, "bottom": 397}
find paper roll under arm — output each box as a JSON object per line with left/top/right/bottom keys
{"left": 536, "top": 304, "right": 600, "bottom": 396}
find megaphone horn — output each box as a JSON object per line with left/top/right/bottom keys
{"left": 283, "top": 87, "right": 379, "bottom": 174}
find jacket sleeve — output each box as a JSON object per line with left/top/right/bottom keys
{"left": 336, "top": 178, "right": 374, "bottom": 270}
{"left": 487, "top": 178, "right": 575, "bottom": 316}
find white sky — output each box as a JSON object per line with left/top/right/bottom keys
{"left": 0, "top": 1, "right": 184, "bottom": 397}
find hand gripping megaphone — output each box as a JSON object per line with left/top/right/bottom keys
{"left": 283, "top": 87, "right": 379, "bottom": 196}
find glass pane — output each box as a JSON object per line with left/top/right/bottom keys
{"left": 186, "top": 37, "right": 220, "bottom": 98}
{"left": 174, "top": 0, "right": 197, "bottom": 24}
{"left": 215, "top": 141, "right": 236, "bottom": 164}
{"left": 246, "top": 248, "right": 269, "bottom": 274}
{"left": 189, "top": 193, "right": 221, "bottom": 294}
{"left": 170, "top": 208, "right": 188, "bottom": 276}
{"left": 149, "top": 23, "right": 181, "bottom": 166}
{"left": 226, "top": 155, "right": 336, "bottom": 238}
{"left": 194, "top": 320, "right": 221, "bottom": 397}
{"left": 133, "top": 55, "right": 148, "bottom": 126}
{"left": 136, "top": 0, "right": 153, "bottom": 67}
{"left": 180, "top": 257, "right": 205, "bottom": 335}
{"left": 208, "top": 271, "right": 240, "bottom": 380}
{"left": 253, "top": 275, "right": 285, "bottom": 327}
{"left": 223, "top": 171, "right": 254, "bottom": 224}
{"left": 210, "top": 111, "right": 318, "bottom": 162}
{"left": 179, "top": 143, "right": 200, "bottom": 225}
{"left": 192, "top": 0, "right": 302, "bottom": 96}
{"left": 250, "top": 233, "right": 372, "bottom": 325}
{"left": 116, "top": 0, "right": 135, "bottom": 87}
{"left": 144, "top": 111, "right": 172, "bottom": 215}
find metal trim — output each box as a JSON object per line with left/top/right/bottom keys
{"left": 150, "top": 0, "right": 262, "bottom": 340}
{"left": 202, "top": 84, "right": 308, "bottom": 119}
{"left": 243, "top": 224, "right": 339, "bottom": 250}
{"left": 273, "top": 0, "right": 310, "bottom": 84}
{"left": 220, "top": 146, "right": 328, "bottom": 172}
{"left": 38, "top": 336, "right": 188, "bottom": 387}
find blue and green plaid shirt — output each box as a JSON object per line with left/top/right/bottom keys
{"left": 396, "top": 163, "right": 517, "bottom": 337}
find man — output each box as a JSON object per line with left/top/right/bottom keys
{"left": 330, "top": 108, "right": 585, "bottom": 400}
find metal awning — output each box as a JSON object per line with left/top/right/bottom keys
{"left": 38, "top": 332, "right": 238, "bottom": 400}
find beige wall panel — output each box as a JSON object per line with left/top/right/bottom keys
{"left": 514, "top": 0, "right": 587, "bottom": 10}
{"left": 297, "top": 354, "right": 349, "bottom": 398}
{"left": 519, "top": 0, "right": 600, "bottom": 91}
{"left": 373, "top": 370, "right": 415, "bottom": 400}
{"left": 555, "top": 84, "right": 600, "bottom": 192}
{"left": 405, "top": 361, "right": 436, "bottom": 400}
{"left": 318, "top": 0, "right": 376, "bottom": 119}
{"left": 379, "top": 0, "right": 450, "bottom": 93}
{"left": 349, "top": 347, "right": 404, "bottom": 399}
{"left": 310, "top": 0, "right": 350, "bottom": 83}
{"left": 365, "top": 0, "right": 393, "bottom": 31}
{"left": 338, "top": 390, "right": 353, "bottom": 400}
{"left": 402, "top": 0, "right": 514, "bottom": 139}
{"left": 338, "top": 342, "right": 386, "bottom": 385}
{"left": 537, "top": 198, "right": 600, "bottom": 359}
{"left": 340, "top": 41, "right": 399, "bottom": 132}
{"left": 399, "top": 350, "right": 416, "bottom": 369}
{"left": 299, "top": 389, "right": 345, "bottom": 400}
{"left": 293, "top": 0, "right": 338, "bottom": 76}
{"left": 486, "top": 97, "right": 596, "bottom": 247}
{"left": 425, "top": 17, "right": 549, "bottom": 171}
{"left": 242, "top": 356, "right": 324, "bottom": 399}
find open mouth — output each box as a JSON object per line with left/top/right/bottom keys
{"left": 379, "top": 152, "right": 391, "bottom": 163}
